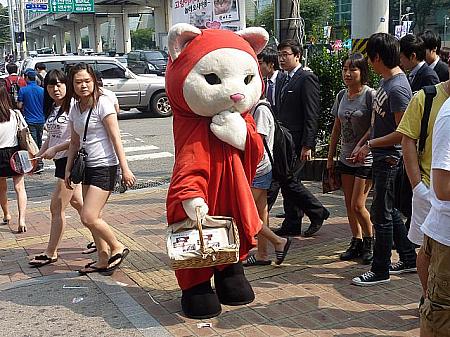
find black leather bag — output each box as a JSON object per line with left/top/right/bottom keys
{"left": 70, "top": 107, "right": 93, "bottom": 184}
{"left": 70, "top": 148, "right": 87, "bottom": 184}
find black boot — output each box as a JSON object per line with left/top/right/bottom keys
{"left": 339, "top": 237, "right": 363, "bottom": 261}
{"left": 361, "top": 237, "right": 374, "bottom": 265}
{"left": 181, "top": 281, "right": 222, "bottom": 319}
{"left": 214, "top": 262, "right": 255, "bottom": 306}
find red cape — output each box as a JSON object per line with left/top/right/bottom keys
{"left": 165, "top": 29, "right": 264, "bottom": 290}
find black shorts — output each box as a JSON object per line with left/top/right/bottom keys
{"left": 336, "top": 161, "right": 372, "bottom": 180}
{"left": 54, "top": 157, "right": 68, "bottom": 180}
{"left": 83, "top": 165, "right": 118, "bottom": 191}
{"left": 0, "top": 146, "right": 21, "bottom": 178}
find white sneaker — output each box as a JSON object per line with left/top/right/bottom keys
{"left": 352, "top": 271, "right": 390, "bottom": 287}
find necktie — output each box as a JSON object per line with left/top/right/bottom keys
{"left": 408, "top": 73, "right": 414, "bottom": 84}
{"left": 266, "top": 79, "right": 274, "bottom": 106}
{"left": 280, "top": 75, "right": 290, "bottom": 102}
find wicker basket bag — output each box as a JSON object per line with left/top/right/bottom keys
{"left": 166, "top": 207, "right": 240, "bottom": 270}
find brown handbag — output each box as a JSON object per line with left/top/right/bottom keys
{"left": 15, "top": 110, "right": 39, "bottom": 155}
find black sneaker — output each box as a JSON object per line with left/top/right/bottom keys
{"left": 389, "top": 261, "right": 417, "bottom": 275}
{"left": 352, "top": 271, "right": 390, "bottom": 286}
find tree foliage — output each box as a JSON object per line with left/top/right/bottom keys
{"left": 0, "top": 5, "right": 10, "bottom": 45}
{"left": 131, "top": 28, "right": 155, "bottom": 50}
{"left": 300, "top": 0, "right": 335, "bottom": 35}
{"left": 246, "top": 3, "right": 274, "bottom": 36}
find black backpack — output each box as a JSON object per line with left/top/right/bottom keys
{"left": 255, "top": 101, "right": 297, "bottom": 182}
{"left": 6, "top": 77, "right": 20, "bottom": 108}
{"left": 394, "top": 85, "right": 437, "bottom": 217}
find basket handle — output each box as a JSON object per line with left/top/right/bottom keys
{"left": 195, "top": 207, "right": 206, "bottom": 254}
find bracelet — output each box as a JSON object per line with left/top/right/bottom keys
{"left": 366, "top": 140, "right": 372, "bottom": 149}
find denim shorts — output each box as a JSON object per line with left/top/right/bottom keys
{"left": 252, "top": 170, "right": 272, "bottom": 190}
{"left": 83, "top": 165, "right": 118, "bottom": 191}
{"left": 336, "top": 161, "right": 372, "bottom": 179}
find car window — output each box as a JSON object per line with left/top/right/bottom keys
{"left": 64, "top": 61, "right": 95, "bottom": 75}
{"left": 45, "top": 61, "right": 65, "bottom": 72}
{"left": 144, "top": 51, "right": 168, "bottom": 61}
{"left": 96, "top": 62, "right": 126, "bottom": 79}
{"left": 128, "top": 52, "right": 138, "bottom": 61}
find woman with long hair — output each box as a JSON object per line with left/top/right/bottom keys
{"left": 29, "top": 70, "right": 83, "bottom": 267}
{"left": 64, "top": 63, "right": 135, "bottom": 274}
{"left": 0, "top": 79, "right": 28, "bottom": 233}
{"left": 327, "top": 53, "right": 375, "bottom": 265}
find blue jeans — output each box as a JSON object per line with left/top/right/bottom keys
{"left": 370, "top": 158, "right": 417, "bottom": 278}
{"left": 28, "top": 123, "right": 44, "bottom": 148}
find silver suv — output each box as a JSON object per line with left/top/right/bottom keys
{"left": 20, "top": 55, "right": 171, "bottom": 117}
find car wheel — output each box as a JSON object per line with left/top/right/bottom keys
{"left": 150, "top": 92, "right": 172, "bottom": 117}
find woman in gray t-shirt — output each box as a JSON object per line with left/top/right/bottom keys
{"left": 327, "top": 53, "right": 375, "bottom": 265}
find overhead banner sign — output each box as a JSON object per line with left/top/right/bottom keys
{"left": 172, "top": 0, "right": 245, "bottom": 31}
{"left": 25, "top": 0, "right": 94, "bottom": 13}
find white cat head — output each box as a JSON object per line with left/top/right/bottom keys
{"left": 167, "top": 23, "right": 269, "bottom": 117}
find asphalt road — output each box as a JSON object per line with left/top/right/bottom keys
{"left": 7, "top": 110, "right": 175, "bottom": 201}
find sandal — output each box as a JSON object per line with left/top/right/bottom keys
{"left": 104, "top": 248, "right": 130, "bottom": 273}
{"left": 29, "top": 254, "right": 58, "bottom": 267}
{"left": 78, "top": 261, "right": 112, "bottom": 275}
{"left": 243, "top": 254, "right": 272, "bottom": 267}
{"left": 1, "top": 218, "right": 10, "bottom": 225}
{"left": 275, "top": 237, "right": 292, "bottom": 265}
{"left": 82, "top": 242, "right": 97, "bottom": 254}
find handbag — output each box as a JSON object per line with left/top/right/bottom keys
{"left": 70, "top": 107, "right": 93, "bottom": 184}
{"left": 166, "top": 207, "right": 240, "bottom": 270}
{"left": 322, "top": 165, "right": 341, "bottom": 194}
{"left": 14, "top": 110, "right": 39, "bottom": 155}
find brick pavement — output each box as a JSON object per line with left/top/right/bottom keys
{"left": 0, "top": 182, "right": 421, "bottom": 336}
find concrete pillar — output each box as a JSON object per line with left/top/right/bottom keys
{"left": 35, "top": 37, "right": 42, "bottom": 49}
{"left": 351, "top": 0, "right": 389, "bottom": 38}
{"left": 154, "top": 6, "right": 165, "bottom": 48}
{"left": 27, "top": 38, "right": 35, "bottom": 52}
{"left": 43, "top": 34, "right": 50, "bottom": 48}
{"left": 94, "top": 19, "right": 103, "bottom": 53}
{"left": 69, "top": 23, "right": 82, "bottom": 54}
{"left": 88, "top": 24, "right": 95, "bottom": 50}
{"left": 115, "top": 16, "right": 124, "bottom": 54}
{"left": 122, "top": 13, "right": 131, "bottom": 53}
{"left": 54, "top": 30, "right": 65, "bottom": 54}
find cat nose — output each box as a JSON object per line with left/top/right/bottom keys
{"left": 230, "top": 93, "right": 245, "bottom": 103}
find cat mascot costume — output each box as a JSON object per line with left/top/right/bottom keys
{"left": 165, "top": 23, "right": 269, "bottom": 319}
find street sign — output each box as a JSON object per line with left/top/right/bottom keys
{"left": 49, "top": 0, "right": 94, "bottom": 13}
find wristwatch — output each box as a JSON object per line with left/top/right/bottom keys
{"left": 366, "top": 140, "right": 372, "bottom": 149}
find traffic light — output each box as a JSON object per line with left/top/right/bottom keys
{"left": 15, "top": 32, "right": 25, "bottom": 43}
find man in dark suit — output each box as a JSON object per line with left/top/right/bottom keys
{"left": 418, "top": 30, "right": 449, "bottom": 82}
{"left": 257, "top": 48, "right": 286, "bottom": 113}
{"left": 400, "top": 34, "right": 440, "bottom": 92}
{"left": 267, "top": 39, "right": 329, "bottom": 237}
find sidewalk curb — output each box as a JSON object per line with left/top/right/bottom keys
{"left": 0, "top": 272, "right": 173, "bottom": 337}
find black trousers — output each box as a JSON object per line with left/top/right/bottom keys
{"left": 267, "top": 158, "right": 327, "bottom": 228}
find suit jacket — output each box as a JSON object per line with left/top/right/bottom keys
{"left": 275, "top": 68, "right": 320, "bottom": 153}
{"left": 433, "top": 59, "right": 449, "bottom": 82}
{"left": 270, "top": 70, "right": 286, "bottom": 115}
{"left": 410, "top": 63, "right": 440, "bottom": 92}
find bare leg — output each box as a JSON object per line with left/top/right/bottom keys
{"left": 351, "top": 177, "right": 373, "bottom": 237}
{"left": 80, "top": 185, "right": 125, "bottom": 268}
{"left": 341, "top": 174, "right": 362, "bottom": 238}
{"left": 251, "top": 187, "right": 286, "bottom": 260}
{"left": 12, "top": 175, "right": 27, "bottom": 228}
{"left": 0, "top": 178, "right": 10, "bottom": 221}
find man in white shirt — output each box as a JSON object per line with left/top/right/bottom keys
{"left": 257, "top": 49, "right": 285, "bottom": 114}
{"left": 419, "top": 96, "right": 450, "bottom": 336}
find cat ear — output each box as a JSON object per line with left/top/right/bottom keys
{"left": 168, "top": 23, "right": 202, "bottom": 61}
{"left": 236, "top": 27, "right": 269, "bottom": 55}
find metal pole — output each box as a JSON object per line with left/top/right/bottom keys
{"left": 7, "top": 0, "right": 16, "bottom": 58}
{"left": 17, "top": 0, "right": 27, "bottom": 58}
{"left": 399, "top": 0, "right": 402, "bottom": 24}
{"left": 445, "top": 16, "right": 448, "bottom": 49}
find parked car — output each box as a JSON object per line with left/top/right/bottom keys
{"left": 20, "top": 55, "right": 171, "bottom": 117}
{"left": 115, "top": 55, "right": 128, "bottom": 68}
{"left": 127, "top": 50, "right": 168, "bottom": 76}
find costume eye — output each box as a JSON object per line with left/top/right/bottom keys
{"left": 244, "top": 74, "right": 254, "bottom": 85}
{"left": 204, "top": 73, "right": 221, "bottom": 85}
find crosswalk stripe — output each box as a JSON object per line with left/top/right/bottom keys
{"left": 126, "top": 152, "right": 173, "bottom": 161}
{"left": 124, "top": 145, "right": 159, "bottom": 153}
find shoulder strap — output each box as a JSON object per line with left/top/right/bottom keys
{"left": 418, "top": 85, "right": 437, "bottom": 153}
{"left": 263, "top": 138, "right": 274, "bottom": 167}
{"left": 337, "top": 89, "right": 345, "bottom": 105}
{"left": 82, "top": 107, "right": 94, "bottom": 143}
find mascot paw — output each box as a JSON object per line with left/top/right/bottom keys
{"left": 182, "top": 197, "right": 208, "bottom": 221}
{"left": 210, "top": 111, "right": 247, "bottom": 151}
{"left": 181, "top": 281, "right": 222, "bottom": 319}
{"left": 214, "top": 262, "right": 255, "bottom": 305}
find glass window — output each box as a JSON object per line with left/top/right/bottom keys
{"left": 96, "top": 62, "right": 126, "bottom": 79}
{"left": 144, "top": 50, "right": 168, "bottom": 61}
{"left": 44, "top": 61, "right": 65, "bottom": 72}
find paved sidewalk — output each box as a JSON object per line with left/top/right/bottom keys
{"left": 0, "top": 182, "right": 421, "bottom": 336}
